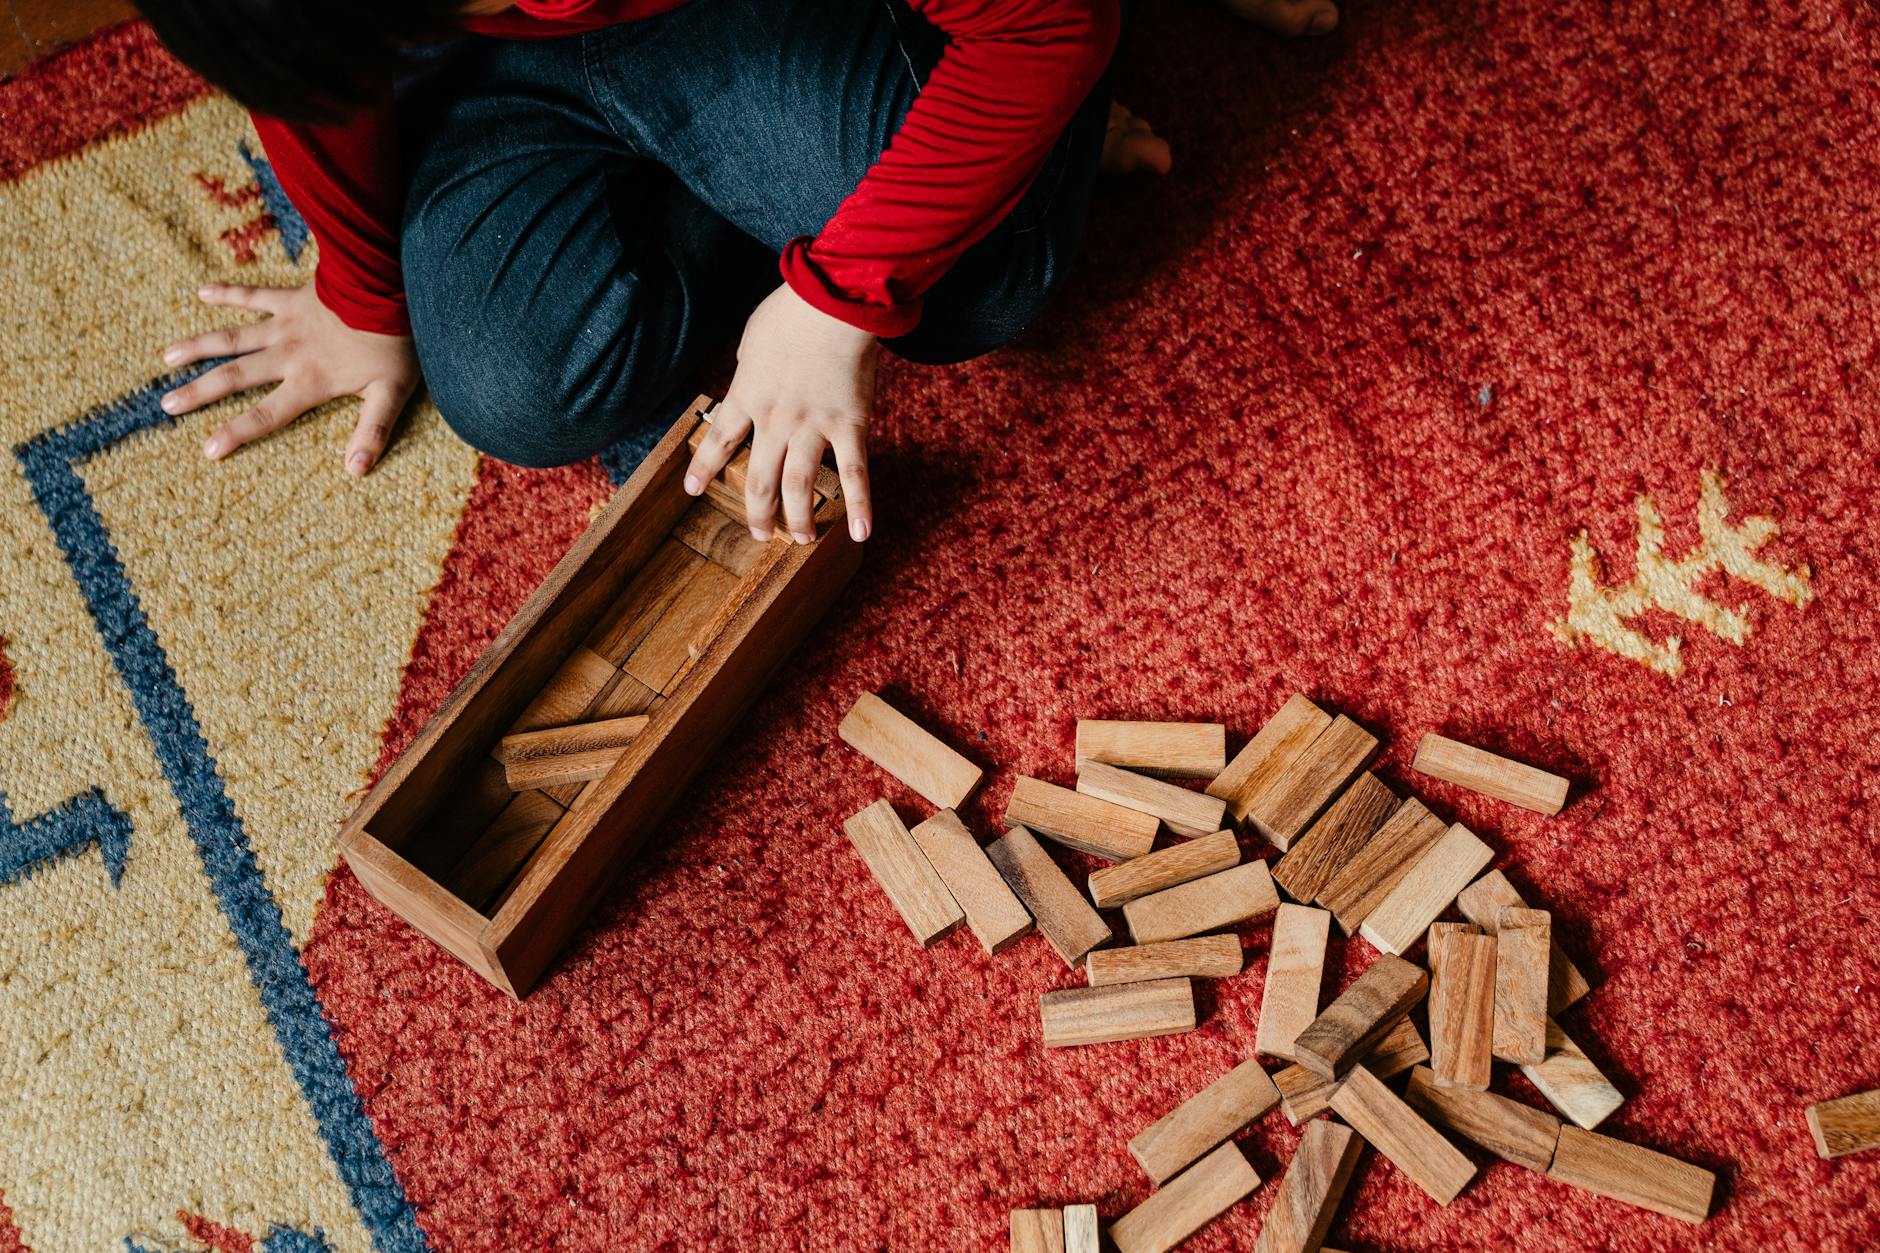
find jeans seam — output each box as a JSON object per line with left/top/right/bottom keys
{"left": 579, "top": 30, "right": 642, "bottom": 155}
{"left": 881, "top": 0, "right": 927, "bottom": 87}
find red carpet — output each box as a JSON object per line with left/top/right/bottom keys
{"left": 15, "top": 4, "right": 1880, "bottom": 1248}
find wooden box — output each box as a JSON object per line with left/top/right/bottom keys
{"left": 339, "top": 396, "right": 861, "bottom": 996}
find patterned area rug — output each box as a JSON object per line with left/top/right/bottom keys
{"left": 2, "top": 6, "right": 1877, "bottom": 1251}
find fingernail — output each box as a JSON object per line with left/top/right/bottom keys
{"left": 161, "top": 394, "right": 182, "bottom": 414}
{"left": 1310, "top": 9, "right": 1337, "bottom": 32}
{"left": 203, "top": 437, "right": 222, "bottom": 458}
{"left": 162, "top": 348, "right": 183, "bottom": 366}
{"left": 794, "top": 530, "right": 814, "bottom": 545}
{"left": 850, "top": 517, "right": 869, "bottom": 542}
{"left": 750, "top": 525, "right": 772, "bottom": 542}
{"left": 683, "top": 474, "right": 701, "bottom": 494}
{"left": 347, "top": 452, "right": 370, "bottom": 476}
{"left": 197, "top": 286, "right": 213, "bottom": 298}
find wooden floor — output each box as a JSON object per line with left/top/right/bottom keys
{"left": 1, "top": 0, "right": 135, "bottom": 77}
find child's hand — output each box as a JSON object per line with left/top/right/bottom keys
{"left": 685, "top": 283, "right": 877, "bottom": 544}
{"left": 159, "top": 282, "right": 421, "bottom": 476}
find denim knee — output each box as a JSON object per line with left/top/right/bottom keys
{"left": 888, "top": 236, "right": 1066, "bottom": 366}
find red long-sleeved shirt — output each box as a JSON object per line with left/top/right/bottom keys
{"left": 251, "top": 0, "right": 1118, "bottom": 339}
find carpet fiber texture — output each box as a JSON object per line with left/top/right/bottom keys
{"left": 2, "top": 4, "right": 1878, "bottom": 1251}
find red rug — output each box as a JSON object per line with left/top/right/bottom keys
{"left": 13, "top": 3, "right": 1880, "bottom": 1248}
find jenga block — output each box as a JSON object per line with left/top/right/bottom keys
{"left": 1109, "top": 1143, "right": 1261, "bottom": 1253}
{"left": 578, "top": 668, "right": 661, "bottom": 721}
{"left": 1328, "top": 1066, "right": 1478, "bottom": 1206}
{"left": 1492, "top": 906, "right": 1551, "bottom": 1064}
{"left": 842, "top": 799, "right": 965, "bottom": 947}
{"left": 1427, "top": 924, "right": 1495, "bottom": 1089}
{"left": 1123, "top": 862, "right": 1280, "bottom": 945}
{"left": 1316, "top": 797, "right": 1448, "bottom": 935}
{"left": 446, "top": 789, "right": 567, "bottom": 910}
{"left": 1292, "top": 953, "right": 1428, "bottom": 1081}
{"left": 404, "top": 755, "right": 518, "bottom": 876}
{"left": 508, "top": 646, "right": 619, "bottom": 735}
{"left": 1086, "top": 935, "right": 1243, "bottom": 987}
{"left": 1807, "top": 1088, "right": 1880, "bottom": 1159}
{"left": 1039, "top": 977, "right": 1196, "bottom": 1048}
{"left": 1007, "top": 776, "right": 1159, "bottom": 861}
{"left": 908, "top": 809, "right": 1033, "bottom": 955}
{"left": 838, "top": 692, "right": 984, "bottom": 810}
{"left": 1089, "top": 830, "right": 1240, "bottom": 908}
{"left": 1127, "top": 1057, "right": 1283, "bottom": 1184}
{"left": 1011, "top": 1209, "right": 1064, "bottom": 1253}
{"left": 1252, "top": 1119, "right": 1363, "bottom": 1253}
{"left": 1456, "top": 870, "right": 1591, "bottom": 1012}
{"left": 1547, "top": 1126, "right": 1715, "bottom": 1224}
{"left": 1272, "top": 772, "right": 1399, "bottom": 904}
{"left": 1063, "top": 1204, "right": 1099, "bottom": 1253}
{"left": 672, "top": 496, "right": 771, "bottom": 574}
{"left": 987, "top": 826, "right": 1112, "bottom": 967}
{"left": 623, "top": 560, "right": 741, "bottom": 692}
{"left": 495, "top": 715, "right": 649, "bottom": 766}
{"left": 1275, "top": 1017, "right": 1427, "bottom": 1124}
{"left": 1255, "top": 904, "right": 1332, "bottom": 1060}
{"left": 1244, "top": 715, "right": 1378, "bottom": 850}
{"left": 1520, "top": 1018, "right": 1623, "bottom": 1130}
{"left": 1357, "top": 823, "right": 1494, "bottom": 956}
{"left": 1403, "top": 1066, "right": 1562, "bottom": 1171}
{"left": 502, "top": 745, "right": 629, "bottom": 791}
{"left": 1076, "top": 760, "right": 1230, "bottom": 839}
{"left": 1412, "top": 733, "right": 1570, "bottom": 816}
{"left": 671, "top": 535, "right": 792, "bottom": 690}
{"left": 1207, "top": 694, "right": 1332, "bottom": 824}
{"left": 1077, "top": 720, "right": 1227, "bottom": 779}
{"left": 583, "top": 539, "right": 704, "bottom": 666}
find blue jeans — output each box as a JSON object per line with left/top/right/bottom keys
{"left": 397, "top": 0, "right": 1118, "bottom": 468}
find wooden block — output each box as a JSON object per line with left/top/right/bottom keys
{"left": 1088, "top": 829, "right": 1239, "bottom": 909}
{"left": 1063, "top": 1204, "right": 1099, "bottom": 1253}
{"left": 495, "top": 715, "right": 649, "bottom": 764}
{"left": 1403, "top": 1065, "right": 1562, "bottom": 1172}
{"left": 508, "top": 646, "right": 620, "bottom": 735}
{"left": 1255, "top": 904, "right": 1332, "bottom": 1060}
{"left": 1520, "top": 1018, "right": 1623, "bottom": 1130}
{"left": 1124, "top": 862, "right": 1280, "bottom": 945}
{"left": 1244, "top": 715, "right": 1378, "bottom": 851}
{"left": 578, "top": 668, "right": 661, "bottom": 721}
{"left": 672, "top": 496, "right": 770, "bottom": 574}
{"left": 1075, "top": 760, "right": 1229, "bottom": 839}
{"left": 623, "top": 560, "right": 741, "bottom": 692}
{"left": 1491, "top": 906, "right": 1551, "bottom": 1065}
{"left": 1039, "top": 977, "right": 1196, "bottom": 1048}
{"left": 1292, "top": 953, "right": 1428, "bottom": 1081}
{"left": 1077, "top": 720, "right": 1227, "bottom": 779}
{"left": 1316, "top": 797, "right": 1448, "bottom": 935}
{"left": 1427, "top": 924, "right": 1495, "bottom": 1089}
{"left": 1274, "top": 1017, "right": 1427, "bottom": 1124}
{"left": 1086, "top": 935, "right": 1243, "bottom": 987}
{"left": 582, "top": 539, "right": 703, "bottom": 666}
{"left": 987, "top": 826, "right": 1112, "bottom": 967}
{"left": 838, "top": 692, "right": 984, "bottom": 810}
{"left": 1252, "top": 1119, "right": 1363, "bottom": 1253}
{"left": 908, "top": 809, "right": 1033, "bottom": 956}
{"left": 1109, "top": 1143, "right": 1260, "bottom": 1253}
{"left": 1412, "top": 732, "right": 1570, "bottom": 815}
{"left": 503, "top": 746, "right": 628, "bottom": 791}
{"left": 404, "top": 755, "right": 516, "bottom": 876}
{"left": 842, "top": 799, "right": 965, "bottom": 948}
{"left": 1207, "top": 694, "right": 1332, "bottom": 824}
{"left": 1272, "top": 772, "right": 1399, "bottom": 905}
{"left": 1011, "top": 1209, "right": 1064, "bottom": 1253}
{"left": 1807, "top": 1088, "right": 1880, "bottom": 1159}
{"left": 1456, "top": 870, "right": 1591, "bottom": 1012}
{"left": 667, "top": 530, "right": 794, "bottom": 692}
{"left": 1128, "top": 1057, "right": 1282, "bottom": 1184}
{"left": 1007, "top": 776, "right": 1159, "bottom": 861}
{"left": 445, "top": 789, "right": 567, "bottom": 911}
{"left": 1328, "top": 1066, "right": 1478, "bottom": 1206}
{"left": 1547, "top": 1125, "right": 1715, "bottom": 1224}
{"left": 1357, "top": 822, "right": 1494, "bottom": 956}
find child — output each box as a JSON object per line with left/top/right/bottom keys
{"left": 137, "top": 0, "right": 1334, "bottom": 544}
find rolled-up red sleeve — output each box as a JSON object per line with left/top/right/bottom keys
{"left": 778, "top": 0, "right": 1120, "bottom": 337}
{"left": 250, "top": 105, "right": 411, "bottom": 336}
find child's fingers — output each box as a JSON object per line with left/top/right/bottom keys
{"left": 780, "top": 430, "right": 826, "bottom": 545}
{"left": 743, "top": 418, "right": 788, "bottom": 542}
{"left": 345, "top": 386, "right": 407, "bottom": 477}
{"left": 685, "top": 399, "right": 753, "bottom": 496}
{"left": 196, "top": 283, "right": 285, "bottom": 313}
{"left": 163, "top": 322, "right": 267, "bottom": 369}
{"left": 829, "top": 423, "right": 871, "bottom": 542}
{"left": 203, "top": 383, "right": 318, "bottom": 459}
{"left": 161, "top": 351, "right": 281, "bottom": 416}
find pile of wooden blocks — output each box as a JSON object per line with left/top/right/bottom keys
{"left": 839, "top": 691, "right": 1727, "bottom": 1251}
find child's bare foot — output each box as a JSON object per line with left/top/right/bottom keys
{"left": 1220, "top": 0, "right": 1338, "bottom": 36}
{"left": 1102, "top": 102, "right": 1172, "bottom": 175}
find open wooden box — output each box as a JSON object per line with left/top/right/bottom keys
{"left": 339, "top": 396, "right": 861, "bottom": 997}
